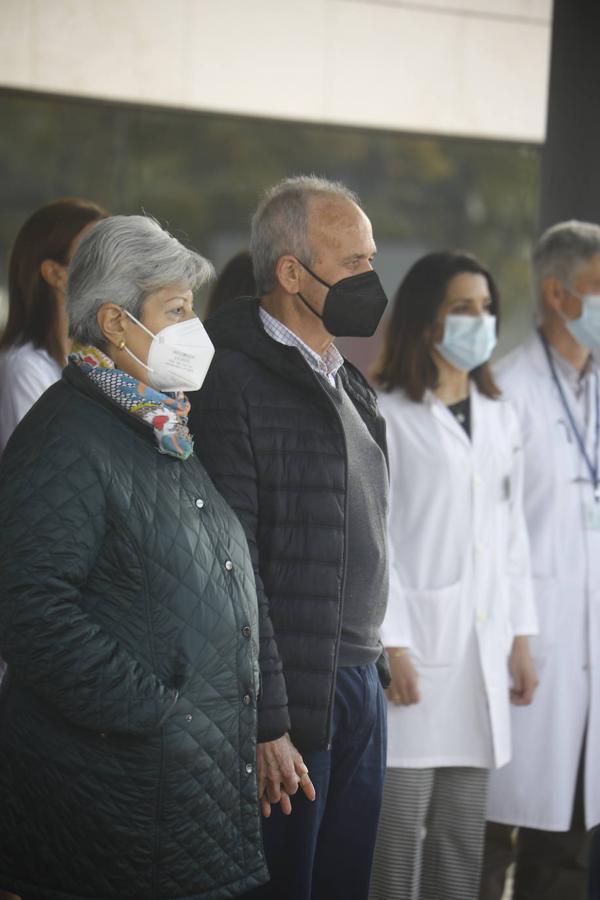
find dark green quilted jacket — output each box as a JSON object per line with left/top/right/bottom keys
{"left": 0, "top": 362, "right": 268, "bottom": 900}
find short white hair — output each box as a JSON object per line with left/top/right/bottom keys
{"left": 533, "top": 220, "right": 600, "bottom": 310}
{"left": 66, "top": 215, "right": 214, "bottom": 346}
{"left": 250, "top": 175, "right": 360, "bottom": 295}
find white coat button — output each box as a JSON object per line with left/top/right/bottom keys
{"left": 195, "top": 498, "right": 205, "bottom": 509}
{"left": 225, "top": 560, "right": 233, "bottom": 571}
{"left": 474, "top": 474, "right": 482, "bottom": 487}
{"left": 475, "top": 543, "right": 487, "bottom": 555}
{"left": 242, "top": 693, "right": 252, "bottom": 706}
{"left": 245, "top": 762, "right": 254, "bottom": 774}
{"left": 476, "top": 611, "right": 487, "bottom": 624}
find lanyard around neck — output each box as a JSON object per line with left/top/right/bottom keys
{"left": 539, "top": 329, "right": 600, "bottom": 502}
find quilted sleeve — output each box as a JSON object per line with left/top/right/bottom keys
{"left": 0, "top": 438, "right": 179, "bottom": 736}
{"left": 190, "top": 357, "right": 291, "bottom": 743}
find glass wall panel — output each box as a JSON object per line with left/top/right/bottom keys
{"left": 0, "top": 88, "right": 540, "bottom": 373}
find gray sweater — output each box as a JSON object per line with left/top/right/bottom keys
{"left": 323, "top": 375, "right": 389, "bottom": 666}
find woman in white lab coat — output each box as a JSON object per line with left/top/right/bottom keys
{"left": 0, "top": 197, "right": 107, "bottom": 456}
{"left": 369, "top": 251, "right": 539, "bottom": 900}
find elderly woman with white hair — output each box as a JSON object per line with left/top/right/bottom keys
{"left": 0, "top": 215, "right": 268, "bottom": 900}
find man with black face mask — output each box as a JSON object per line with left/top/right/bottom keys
{"left": 189, "top": 175, "right": 390, "bottom": 900}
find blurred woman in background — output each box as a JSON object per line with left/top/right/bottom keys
{"left": 0, "top": 197, "right": 107, "bottom": 453}
{"left": 369, "top": 251, "right": 538, "bottom": 900}
{"left": 204, "top": 249, "right": 255, "bottom": 319}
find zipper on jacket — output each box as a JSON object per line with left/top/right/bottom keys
{"left": 319, "top": 368, "right": 387, "bottom": 747}
{"left": 307, "top": 368, "right": 350, "bottom": 750}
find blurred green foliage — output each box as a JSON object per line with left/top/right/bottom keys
{"left": 0, "top": 88, "right": 540, "bottom": 339}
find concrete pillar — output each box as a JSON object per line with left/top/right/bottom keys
{"left": 539, "top": 0, "right": 600, "bottom": 229}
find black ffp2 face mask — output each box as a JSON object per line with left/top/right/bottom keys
{"left": 296, "top": 260, "right": 388, "bottom": 337}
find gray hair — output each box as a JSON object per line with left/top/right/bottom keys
{"left": 250, "top": 175, "right": 360, "bottom": 295}
{"left": 533, "top": 220, "right": 600, "bottom": 310}
{"left": 66, "top": 215, "right": 214, "bottom": 346}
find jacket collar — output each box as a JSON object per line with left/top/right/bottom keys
{"left": 205, "top": 297, "right": 379, "bottom": 418}
{"left": 62, "top": 361, "right": 156, "bottom": 444}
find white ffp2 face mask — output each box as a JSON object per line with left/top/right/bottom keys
{"left": 123, "top": 311, "right": 215, "bottom": 393}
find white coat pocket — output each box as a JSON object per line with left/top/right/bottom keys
{"left": 405, "top": 580, "right": 465, "bottom": 667}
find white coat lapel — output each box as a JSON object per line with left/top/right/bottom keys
{"left": 470, "top": 382, "right": 485, "bottom": 454}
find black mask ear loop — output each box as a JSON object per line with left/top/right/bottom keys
{"left": 295, "top": 258, "right": 331, "bottom": 321}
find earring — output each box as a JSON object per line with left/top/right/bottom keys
{"left": 118, "top": 339, "right": 126, "bottom": 350}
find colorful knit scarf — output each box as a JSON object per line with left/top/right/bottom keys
{"left": 70, "top": 343, "right": 194, "bottom": 460}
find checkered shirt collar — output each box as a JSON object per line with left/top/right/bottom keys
{"left": 258, "top": 306, "right": 344, "bottom": 385}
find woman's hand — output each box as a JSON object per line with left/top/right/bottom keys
{"left": 256, "top": 733, "right": 316, "bottom": 818}
{"left": 385, "top": 648, "right": 421, "bottom": 705}
{"left": 509, "top": 635, "right": 539, "bottom": 705}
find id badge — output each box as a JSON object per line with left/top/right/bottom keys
{"left": 584, "top": 500, "right": 600, "bottom": 530}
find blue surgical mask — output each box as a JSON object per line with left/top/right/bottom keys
{"left": 435, "top": 314, "right": 497, "bottom": 372}
{"left": 563, "top": 291, "right": 600, "bottom": 350}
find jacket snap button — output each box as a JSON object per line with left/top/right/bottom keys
{"left": 242, "top": 625, "right": 251, "bottom": 638}
{"left": 225, "top": 560, "right": 233, "bottom": 571}
{"left": 195, "top": 498, "right": 205, "bottom": 509}
{"left": 245, "top": 762, "right": 253, "bottom": 774}
{"left": 185, "top": 713, "right": 193, "bottom": 722}
{"left": 99, "top": 732, "right": 107, "bottom": 739}
{"left": 242, "top": 693, "right": 252, "bottom": 706}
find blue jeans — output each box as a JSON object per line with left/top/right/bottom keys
{"left": 245, "top": 663, "right": 387, "bottom": 900}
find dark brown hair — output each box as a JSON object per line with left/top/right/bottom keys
{"left": 205, "top": 250, "right": 256, "bottom": 319}
{"left": 1, "top": 197, "right": 108, "bottom": 365}
{"left": 374, "top": 251, "right": 501, "bottom": 401}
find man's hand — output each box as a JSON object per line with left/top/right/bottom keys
{"left": 385, "top": 647, "right": 421, "bottom": 705}
{"left": 257, "top": 733, "right": 316, "bottom": 818}
{"left": 509, "top": 635, "right": 539, "bottom": 705}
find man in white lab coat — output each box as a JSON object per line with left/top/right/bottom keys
{"left": 481, "top": 221, "right": 600, "bottom": 900}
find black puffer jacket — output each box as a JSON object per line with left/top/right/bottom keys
{"left": 189, "top": 299, "right": 390, "bottom": 753}
{"left": 0, "top": 363, "right": 268, "bottom": 900}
